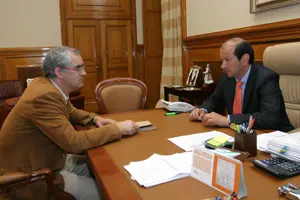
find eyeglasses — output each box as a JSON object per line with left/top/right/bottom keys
{"left": 59, "top": 64, "right": 85, "bottom": 72}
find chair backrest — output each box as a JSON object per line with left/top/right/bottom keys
{"left": 0, "top": 80, "right": 22, "bottom": 100}
{"left": 0, "top": 103, "right": 9, "bottom": 129}
{"left": 263, "top": 42, "right": 300, "bottom": 128}
{"left": 16, "top": 65, "right": 44, "bottom": 91}
{"left": 94, "top": 78, "right": 147, "bottom": 114}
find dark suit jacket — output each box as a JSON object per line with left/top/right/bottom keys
{"left": 0, "top": 77, "right": 121, "bottom": 199}
{"left": 200, "top": 64, "right": 294, "bottom": 132}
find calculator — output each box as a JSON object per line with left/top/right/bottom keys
{"left": 250, "top": 157, "right": 300, "bottom": 178}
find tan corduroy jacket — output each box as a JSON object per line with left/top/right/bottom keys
{"left": 0, "top": 77, "right": 121, "bottom": 199}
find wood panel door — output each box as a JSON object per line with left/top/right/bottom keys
{"left": 65, "top": 0, "right": 131, "bottom": 19}
{"left": 100, "top": 20, "right": 133, "bottom": 79}
{"left": 67, "top": 20, "right": 101, "bottom": 112}
{"left": 143, "top": 0, "right": 163, "bottom": 108}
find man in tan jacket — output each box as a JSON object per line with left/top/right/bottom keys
{"left": 0, "top": 46, "right": 139, "bottom": 199}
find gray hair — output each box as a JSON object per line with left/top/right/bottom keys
{"left": 42, "top": 46, "right": 80, "bottom": 78}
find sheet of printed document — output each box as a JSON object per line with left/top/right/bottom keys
{"left": 257, "top": 131, "right": 287, "bottom": 152}
{"left": 124, "top": 152, "right": 193, "bottom": 188}
{"left": 168, "top": 131, "right": 234, "bottom": 151}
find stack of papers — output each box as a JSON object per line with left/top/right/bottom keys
{"left": 168, "top": 131, "right": 234, "bottom": 151}
{"left": 257, "top": 131, "right": 287, "bottom": 152}
{"left": 124, "top": 152, "right": 192, "bottom": 187}
{"left": 267, "top": 132, "right": 300, "bottom": 162}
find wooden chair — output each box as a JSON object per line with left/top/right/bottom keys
{"left": 0, "top": 80, "right": 23, "bottom": 111}
{"left": 0, "top": 168, "right": 75, "bottom": 199}
{"left": 94, "top": 78, "right": 147, "bottom": 114}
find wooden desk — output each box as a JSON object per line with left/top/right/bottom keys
{"left": 86, "top": 109, "right": 300, "bottom": 200}
{"left": 164, "top": 86, "right": 214, "bottom": 105}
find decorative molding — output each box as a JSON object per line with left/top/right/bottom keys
{"left": 0, "top": 47, "right": 52, "bottom": 54}
{"left": 184, "top": 18, "right": 300, "bottom": 49}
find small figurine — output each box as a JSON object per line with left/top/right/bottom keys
{"left": 203, "top": 64, "right": 214, "bottom": 85}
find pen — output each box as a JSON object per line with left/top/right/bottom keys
{"left": 247, "top": 115, "right": 252, "bottom": 131}
{"left": 246, "top": 118, "right": 255, "bottom": 133}
{"left": 165, "top": 111, "right": 181, "bottom": 116}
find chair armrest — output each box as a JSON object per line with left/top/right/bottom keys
{"left": 0, "top": 169, "right": 75, "bottom": 200}
{"left": 0, "top": 172, "right": 28, "bottom": 187}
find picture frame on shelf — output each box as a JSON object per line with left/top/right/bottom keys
{"left": 186, "top": 66, "right": 202, "bottom": 87}
{"left": 250, "top": 0, "right": 300, "bottom": 13}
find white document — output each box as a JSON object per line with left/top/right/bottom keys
{"left": 257, "top": 131, "right": 287, "bottom": 152}
{"left": 124, "top": 152, "right": 192, "bottom": 188}
{"left": 191, "top": 146, "right": 247, "bottom": 199}
{"left": 168, "top": 131, "right": 234, "bottom": 152}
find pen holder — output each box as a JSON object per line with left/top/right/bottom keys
{"left": 234, "top": 131, "right": 257, "bottom": 157}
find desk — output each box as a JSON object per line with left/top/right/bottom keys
{"left": 164, "top": 86, "right": 214, "bottom": 105}
{"left": 86, "top": 109, "right": 300, "bottom": 200}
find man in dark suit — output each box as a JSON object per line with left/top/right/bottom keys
{"left": 190, "top": 38, "right": 294, "bottom": 132}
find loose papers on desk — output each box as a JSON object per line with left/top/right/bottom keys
{"left": 168, "top": 131, "right": 234, "bottom": 152}
{"left": 267, "top": 132, "right": 300, "bottom": 162}
{"left": 124, "top": 152, "right": 193, "bottom": 188}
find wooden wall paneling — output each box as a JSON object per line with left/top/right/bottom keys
{"left": 100, "top": 20, "right": 133, "bottom": 79}
{"left": 143, "top": 0, "right": 163, "bottom": 108}
{"left": 59, "top": 0, "right": 67, "bottom": 45}
{"left": 2, "top": 56, "right": 44, "bottom": 80}
{"left": 135, "top": 44, "right": 145, "bottom": 83}
{"left": 67, "top": 20, "right": 100, "bottom": 112}
{"left": 183, "top": 18, "right": 300, "bottom": 83}
{"left": 130, "top": 0, "right": 138, "bottom": 80}
{"left": 0, "top": 48, "right": 50, "bottom": 81}
{"left": 181, "top": 0, "right": 187, "bottom": 85}
{"left": 65, "top": 0, "right": 131, "bottom": 19}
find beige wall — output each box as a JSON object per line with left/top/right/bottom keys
{"left": 136, "top": 0, "right": 144, "bottom": 44}
{"left": 0, "top": 0, "right": 61, "bottom": 48}
{"left": 186, "top": 0, "right": 300, "bottom": 37}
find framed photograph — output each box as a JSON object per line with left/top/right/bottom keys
{"left": 186, "top": 66, "right": 200, "bottom": 87}
{"left": 250, "top": 0, "right": 300, "bottom": 13}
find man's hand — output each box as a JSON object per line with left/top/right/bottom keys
{"left": 116, "top": 120, "right": 139, "bottom": 136}
{"left": 93, "top": 116, "right": 117, "bottom": 127}
{"left": 202, "top": 112, "right": 229, "bottom": 127}
{"left": 189, "top": 108, "right": 206, "bottom": 121}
